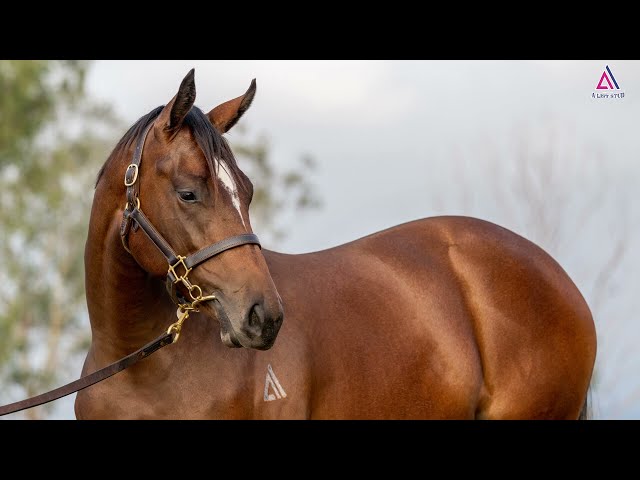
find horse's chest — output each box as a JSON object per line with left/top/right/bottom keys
{"left": 165, "top": 359, "right": 307, "bottom": 419}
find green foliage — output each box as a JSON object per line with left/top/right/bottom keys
{"left": 0, "top": 61, "right": 120, "bottom": 418}
{"left": 0, "top": 61, "right": 87, "bottom": 166}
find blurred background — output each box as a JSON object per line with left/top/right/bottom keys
{"left": 0, "top": 60, "right": 637, "bottom": 419}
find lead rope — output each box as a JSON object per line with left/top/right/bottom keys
{"left": 0, "top": 330, "right": 175, "bottom": 416}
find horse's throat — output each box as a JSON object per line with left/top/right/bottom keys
{"left": 84, "top": 201, "right": 173, "bottom": 357}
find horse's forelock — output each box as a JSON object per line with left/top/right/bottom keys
{"left": 95, "top": 106, "right": 246, "bottom": 193}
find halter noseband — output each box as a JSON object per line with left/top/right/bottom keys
{"left": 119, "top": 122, "right": 260, "bottom": 341}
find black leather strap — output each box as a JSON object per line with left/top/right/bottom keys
{"left": 0, "top": 331, "right": 174, "bottom": 417}
{"left": 128, "top": 208, "right": 260, "bottom": 285}
{"left": 125, "top": 122, "right": 153, "bottom": 207}
{"left": 128, "top": 208, "right": 179, "bottom": 265}
{"left": 121, "top": 122, "right": 154, "bottom": 252}
{"left": 185, "top": 233, "right": 261, "bottom": 269}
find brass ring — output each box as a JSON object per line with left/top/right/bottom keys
{"left": 124, "top": 197, "right": 140, "bottom": 211}
{"left": 189, "top": 284, "right": 203, "bottom": 301}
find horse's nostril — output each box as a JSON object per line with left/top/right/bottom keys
{"left": 262, "top": 318, "right": 275, "bottom": 339}
{"left": 248, "top": 303, "right": 263, "bottom": 328}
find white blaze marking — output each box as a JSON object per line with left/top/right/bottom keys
{"left": 217, "top": 159, "right": 246, "bottom": 228}
{"left": 264, "top": 364, "right": 287, "bottom": 402}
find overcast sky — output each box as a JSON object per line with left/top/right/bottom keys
{"left": 52, "top": 60, "right": 637, "bottom": 419}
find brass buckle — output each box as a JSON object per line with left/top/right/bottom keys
{"left": 124, "top": 164, "right": 139, "bottom": 187}
{"left": 168, "top": 255, "right": 192, "bottom": 284}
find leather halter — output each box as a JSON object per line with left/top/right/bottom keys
{"left": 0, "top": 121, "right": 260, "bottom": 416}
{"left": 120, "top": 122, "right": 260, "bottom": 314}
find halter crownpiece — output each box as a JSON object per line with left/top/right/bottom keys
{"left": 120, "top": 121, "right": 261, "bottom": 342}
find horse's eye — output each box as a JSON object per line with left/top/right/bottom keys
{"left": 178, "top": 191, "right": 197, "bottom": 203}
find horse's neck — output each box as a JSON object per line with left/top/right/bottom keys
{"left": 84, "top": 186, "right": 174, "bottom": 361}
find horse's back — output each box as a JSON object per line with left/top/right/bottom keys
{"left": 265, "top": 216, "right": 596, "bottom": 419}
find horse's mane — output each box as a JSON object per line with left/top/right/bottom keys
{"left": 95, "top": 105, "right": 245, "bottom": 191}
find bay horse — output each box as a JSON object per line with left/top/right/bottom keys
{"left": 75, "top": 69, "right": 597, "bottom": 419}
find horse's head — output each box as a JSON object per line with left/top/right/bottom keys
{"left": 122, "top": 69, "right": 283, "bottom": 350}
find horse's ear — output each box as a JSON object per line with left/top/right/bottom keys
{"left": 207, "top": 79, "right": 256, "bottom": 134}
{"left": 156, "top": 69, "right": 196, "bottom": 137}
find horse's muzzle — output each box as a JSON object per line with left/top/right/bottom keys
{"left": 241, "top": 302, "right": 282, "bottom": 349}
{"left": 205, "top": 297, "right": 283, "bottom": 350}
